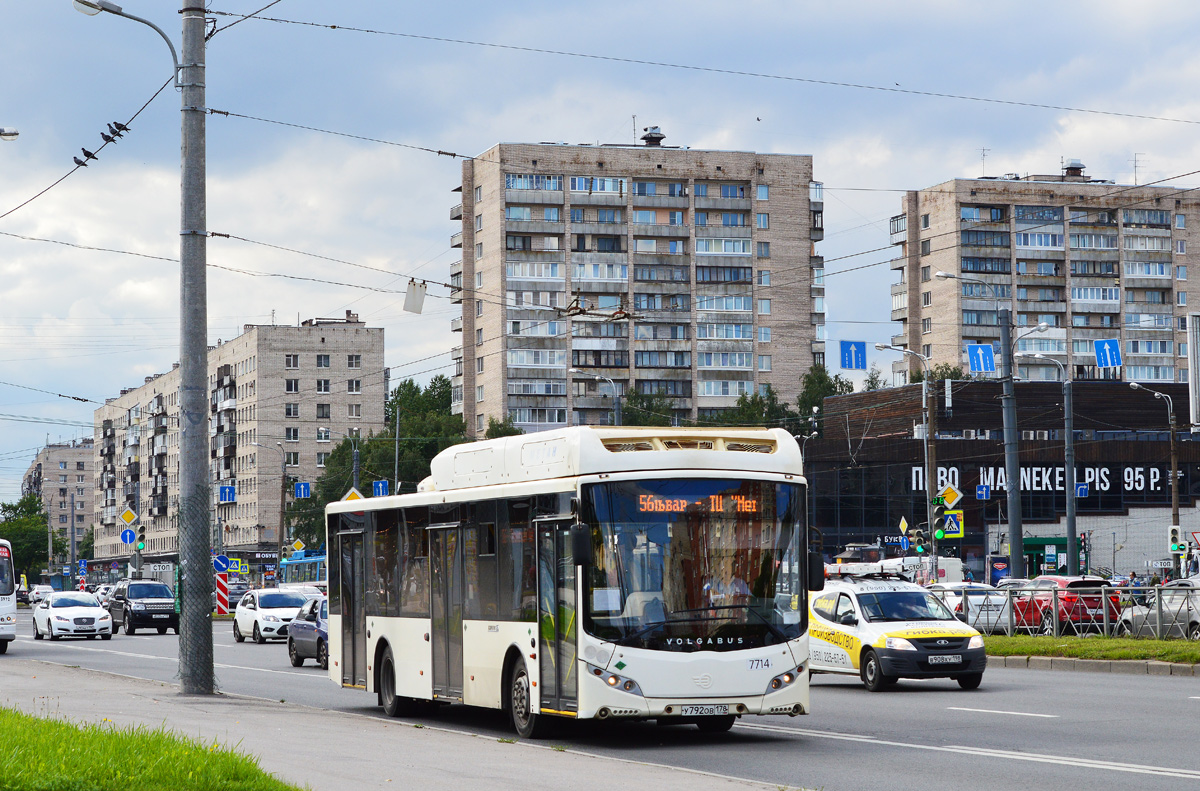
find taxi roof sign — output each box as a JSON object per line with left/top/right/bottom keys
{"left": 341, "top": 487, "right": 364, "bottom": 501}
{"left": 118, "top": 507, "right": 137, "bottom": 526}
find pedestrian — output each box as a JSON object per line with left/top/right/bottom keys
{"left": 1150, "top": 573, "right": 1162, "bottom": 587}
{"left": 963, "top": 567, "right": 975, "bottom": 582}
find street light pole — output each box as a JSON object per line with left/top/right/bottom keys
{"left": 876, "top": 344, "right": 933, "bottom": 566}
{"left": 570, "top": 369, "right": 621, "bottom": 425}
{"left": 1130, "top": 382, "right": 1180, "bottom": 576}
{"left": 252, "top": 442, "right": 288, "bottom": 580}
{"left": 1019, "top": 352, "right": 1077, "bottom": 574}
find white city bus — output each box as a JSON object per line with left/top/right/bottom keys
{"left": 325, "top": 426, "right": 823, "bottom": 736}
{"left": 1, "top": 539, "right": 16, "bottom": 653}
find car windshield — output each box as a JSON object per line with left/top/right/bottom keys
{"left": 53, "top": 595, "right": 99, "bottom": 608}
{"left": 581, "top": 478, "right": 805, "bottom": 652}
{"left": 259, "top": 592, "right": 308, "bottom": 609}
{"left": 129, "top": 583, "right": 173, "bottom": 599}
{"left": 858, "top": 591, "right": 955, "bottom": 622}
{"left": 0, "top": 546, "right": 13, "bottom": 596}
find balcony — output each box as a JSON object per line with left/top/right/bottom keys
{"left": 695, "top": 196, "right": 751, "bottom": 211}
{"left": 505, "top": 189, "right": 564, "bottom": 205}
{"left": 695, "top": 225, "right": 751, "bottom": 239}
{"left": 451, "top": 345, "right": 463, "bottom": 361}
{"left": 891, "top": 305, "right": 907, "bottom": 322}
{"left": 506, "top": 219, "right": 564, "bottom": 234}
{"left": 891, "top": 334, "right": 907, "bottom": 347}
{"left": 631, "top": 194, "right": 688, "bottom": 209}
{"left": 569, "top": 191, "right": 625, "bottom": 207}
{"left": 451, "top": 316, "right": 463, "bottom": 333}
{"left": 630, "top": 223, "right": 690, "bottom": 238}
{"left": 450, "top": 203, "right": 462, "bottom": 221}
{"left": 889, "top": 214, "right": 908, "bottom": 245}
{"left": 449, "top": 259, "right": 462, "bottom": 276}
{"left": 451, "top": 231, "right": 463, "bottom": 248}
{"left": 809, "top": 181, "right": 823, "bottom": 210}
{"left": 450, "top": 286, "right": 463, "bottom": 304}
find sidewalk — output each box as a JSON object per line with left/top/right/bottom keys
{"left": 0, "top": 659, "right": 773, "bottom": 791}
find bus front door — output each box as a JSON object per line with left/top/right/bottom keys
{"left": 430, "top": 525, "right": 464, "bottom": 700}
{"left": 537, "top": 520, "right": 577, "bottom": 715}
{"left": 337, "top": 530, "right": 367, "bottom": 688}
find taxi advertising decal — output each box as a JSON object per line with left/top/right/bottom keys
{"left": 810, "top": 624, "right": 861, "bottom": 668}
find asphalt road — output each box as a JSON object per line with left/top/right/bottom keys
{"left": 7, "top": 609, "right": 1200, "bottom": 791}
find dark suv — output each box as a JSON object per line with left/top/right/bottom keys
{"left": 107, "top": 579, "right": 178, "bottom": 635}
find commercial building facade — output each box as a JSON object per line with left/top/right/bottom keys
{"left": 92, "top": 313, "right": 385, "bottom": 574}
{"left": 890, "top": 162, "right": 1199, "bottom": 384}
{"left": 450, "top": 130, "right": 824, "bottom": 437}
{"left": 21, "top": 439, "right": 95, "bottom": 568}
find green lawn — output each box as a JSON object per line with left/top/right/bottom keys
{"left": 0, "top": 707, "right": 303, "bottom": 791}
{"left": 986, "top": 634, "right": 1200, "bottom": 664}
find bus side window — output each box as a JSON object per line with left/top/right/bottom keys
{"left": 399, "top": 506, "right": 430, "bottom": 617}
{"left": 501, "top": 498, "right": 537, "bottom": 622}
{"left": 466, "top": 499, "right": 499, "bottom": 620}
{"left": 369, "top": 510, "right": 400, "bottom": 617}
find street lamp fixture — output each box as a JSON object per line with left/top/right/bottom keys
{"left": 73, "top": 1, "right": 182, "bottom": 87}
{"left": 0, "top": 128, "right": 18, "bottom": 142}
{"left": 1129, "top": 381, "right": 1181, "bottom": 575}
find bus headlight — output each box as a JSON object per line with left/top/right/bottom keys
{"left": 885, "top": 637, "right": 918, "bottom": 651}
{"left": 587, "top": 664, "right": 643, "bottom": 696}
{"left": 765, "top": 666, "right": 803, "bottom": 694}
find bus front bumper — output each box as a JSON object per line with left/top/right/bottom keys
{"left": 581, "top": 681, "right": 809, "bottom": 720}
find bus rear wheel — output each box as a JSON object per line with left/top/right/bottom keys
{"left": 696, "top": 715, "right": 736, "bottom": 733}
{"left": 508, "top": 661, "right": 549, "bottom": 739}
{"left": 379, "top": 647, "right": 417, "bottom": 717}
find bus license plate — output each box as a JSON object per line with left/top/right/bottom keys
{"left": 928, "top": 654, "right": 962, "bottom": 664}
{"left": 680, "top": 704, "right": 728, "bottom": 717}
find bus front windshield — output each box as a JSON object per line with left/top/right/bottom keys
{"left": 582, "top": 479, "right": 804, "bottom": 652}
{"left": 0, "top": 545, "right": 13, "bottom": 597}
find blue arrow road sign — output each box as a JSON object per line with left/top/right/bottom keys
{"left": 840, "top": 340, "right": 867, "bottom": 370}
{"left": 1094, "top": 338, "right": 1122, "bottom": 368}
{"left": 294, "top": 482, "right": 311, "bottom": 499}
{"left": 1075, "top": 482, "right": 1089, "bottom": 498}
{"left": 213, "top": 555, "right": 230, "bottom": 573}
{"left": 219, "top": 485, "right": 236, "bottom": 503}
{"left": 976, "top": 484, "right": 991, "bottom": 500}
{"left": 900, "top": 536, "right": 911, "bottom": 551}
{"left": 373, "top": 480, "right": 389, "bottom": 497}
{"left": 966, "top": 344, "right": 997, "bottom": 374}
{"left": 120, "top": 528, "right": 136, "bottom": 544}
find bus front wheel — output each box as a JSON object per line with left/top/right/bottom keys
{"left": 508, "top": 661, "right": 549, "bottom": 739}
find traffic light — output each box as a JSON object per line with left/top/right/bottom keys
{"left": 1079, "top": 534, "right": 1088, "bottom": 552}
{"left": 136, "top": 524, "right": 146, "bottom": 553}
{"left": 931, "top": 502, "right": 947, "bottom": 541}
{"left": 1169, "top": 525, "right": 1185, "bottom": 555}
{"left": 913, "top": 529, "right": 926, "bottom": 554}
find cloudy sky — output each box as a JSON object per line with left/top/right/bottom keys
{"left": 2, "top": 0, "right": 1200, "bottom": 498}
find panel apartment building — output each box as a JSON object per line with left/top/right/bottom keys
{"left": 449, "top": 128, "right": 824, "bottom": 436}
{"left": 21, "top": 439, "right": 95, "bottom": 566}
{"left": 890, "top": 161, "right": 1199, "bottom": 384}
{"left": 92, "top": 313, "right": 385, "bottom": 566}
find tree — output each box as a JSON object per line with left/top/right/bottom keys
{"left": 708, "top": 385, "right": 800, "bottom": 432}
{"left": 485, "top": 416, "right": 523, "bottom": 438}
{"left": 0, "top": 494, "right": 64, "bottom": 581}
{"left": 864, "top": 364, "right": 888, "bottom": 391}
{"left": 797, "top": 365, "right": 853, "bottom": 434}
{"left": 79, "top": 526, "right": 95, "bottom": 561}
{"left": 621, "top": 390, "right": 673, "bottom": 426}
{"left": 910, "top": 363, "right": 967, "bottom": 383}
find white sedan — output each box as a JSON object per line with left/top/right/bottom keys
{"left": 33, "top": 592, "right": 113, "bottom": 640}
{"left": 233, "top": 589, "right": 310, "bottom": 644}
{"left": 929, "top": 582, "right": 1013, "bottom": 634}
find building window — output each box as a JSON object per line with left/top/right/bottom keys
{"left": 921, "top": 266, "right": 931, "bottom": 282}
{"left": 920, "top": 240, "right": 931, "bottom": 256}
{"left": 922, "top": 291, "right": 932, "bottom": 307}
{"left": 348, "top": 403, "right": 361, "bottom": 418}
{"left": 476, "top": 328, "right": 484, "bottom": 346}
{"left": 758, "top": 299, "right": 771, "bottom": 315}
{"left": 476, "top": 299, "right": 484, "bottom": 317}
{"left": 317, "top": 427, "right": 331, "bottom": 442}
{"left": 1180, "top": 292, "right": 1188, "bottom": 306}
{"left": 757, "top": 184, "right": 769, "bottom": 200}
{"left": 1180, "top": 343, "right": 1188, "bottom": 358}
{"left": 58, "top": 461, "right": 66, "bottom": 469}
{"left": 758, "top": 270, "right": 771, "bottom": 285}
{"left": 756, "top": 213, "right": 769, "bottom": 229}
{"left": 347, "top": 354, "right": 361, "bottom": 369}
{"left": 285, "top": 379, "right": 299, "bottom": 393}
{"left": 475, "top": 242, "right": 483, "bottom": 258}
{"left": 317, "top": 452, "right": 330, "bottom": 468}
{"left": 922, "top": 344, "right": 932, "bottom": 358}
{"left": 922, "top": 318, "right": 932, "bottom": 334}
{"left": 316, "top": 379, "right": 331, "bottom": 393}
{"left": 921, "top": 213, "right": 930, "bottom": 229}
{"left": 759, "top": 326, "right": 771, "bottom": 342}
{"left": 476, "top": 356, "right": 484, "bottom": 373}
{"left": 475, "top": 186, "right": 482, "bottom": 202}
{"left": 1178, "top": 240, "right": 1188, "bottom": 254}
{"left": 758, "top": 355, "right": 772, "bottom": 371}
{"left": 475, "top": 272, "right": 482, "bottom": 288}
{"left": 570, "top": 208, "right": 583, "bottom": 223}
{"left": 756, "top": 241, "right": 770, "bottom": 258}
{"left": 476, "top": 385, "right": 485, "bottom": 402}
{"left": 285, "top": 452, "right": 299, "bottom": 466}
{"left": 285, "top": 427, "right": 299, "bottom": 442}
{"left": 475, "top": 214, "right": 483, "bottom": 231}
{"left": 477, "top": 414, "right": 486, "bottom": 433}
{"left": 1177, "top": 266, "right": 1187, "bottom": 280}
{"left": 348, "top": 379, "right": 362, "bottom": 393}
{"left": 316, "top": 403, "right": 331, "bottom": 419}
{"left": 285, "top": 403, "right": 299, "bottom": 418}
{"left": 284, "top": 354, "right": 298, "bottom": 369}
{"left": 695, "top": 212, "right": 707, "bottom": 227}
{"left": 506, "top": 206, "right": 532, "bottom": 221}
{"left": 1072, "top": 314, "right": 1088, "bottom": 327}
{"left": 76, "top": 461, "right": 85, "bottom": 470}
{"left": 316, "top": 354, "right": 330, "bottom": 368}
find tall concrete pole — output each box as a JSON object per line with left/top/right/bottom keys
{"left": 1170, "top": 405, "right": 1180, "bottom": 577}
{"left": 1064, "top": 375, "right": 1077, "bottom": 575}
{"left": 278, "top": 451, "right": 287, "bottom": 574}
{"left": 177, "top": 1, "right": 213, "bottom": 695}
{"left": 999, "top": 307, "right": 1024, "bottom": 579}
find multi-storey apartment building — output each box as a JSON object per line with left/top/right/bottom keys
{"left": 890, "top": 161, "right": 1198, "bottom": 383}
{"left": 92, "top": 313, "right": 385, "bottom": 567}
{"left": 449, "top": 129, "right": 824, "bottom": 436}
{"left": 21, "top": 439, "right": 95, "bottom": 564}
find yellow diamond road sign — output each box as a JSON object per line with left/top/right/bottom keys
{"left": 342, "top": 487, "right": 364, "bottom": 501}
{"left": 938, "top": 483, "right": 963, "bottom": 510}
{"left": 118, "top": 507, "right": 137, "bottom": 526}
{"left": 898, "top": 516, "right": 908, "bottom": 533}
{"left": 292, "top": 539, "right": 305, "bottom": 552}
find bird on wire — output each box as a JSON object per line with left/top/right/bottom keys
{"left": 73, "top": 156, "right": 88, "bottom": 167}
{"left": 107, "top": 123, "right": 124, "bottom": 139}
{"left": 112, "top": 121, "right": 130, "bottom": 133}
{"left": 101, "top": 132, "right": 116, "bottom": 144}
{"left": 81, "top": 148, "right": 98, "bottom": 161}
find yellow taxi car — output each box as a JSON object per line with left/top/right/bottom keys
{"left": 808, "top": 572, "right": 986, "bottom": 691}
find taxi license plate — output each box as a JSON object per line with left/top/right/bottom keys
{"left": 680, "top": 704, "right": 728, "bottom": 717}
{"left": 928, "top": 654, "right": 962, "bottom": 664}
{"left": 152, "top": 614, "right": 169, "bottom": 619}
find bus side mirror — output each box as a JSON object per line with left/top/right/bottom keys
{"left": 570, "top": 524, "right": 593, "bottom": 568}
{"left": 808, "top": 551, "right": 825, "bottom": 592}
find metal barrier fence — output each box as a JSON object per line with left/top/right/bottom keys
{"left": 929, "top": 585, "right": 1200, "bottom": 640}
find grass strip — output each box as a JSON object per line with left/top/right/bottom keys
{"left": 986, "top": 634, "right": 1200, "bottom": 664}
{"left": 0, "top": 706, "right": 303, "bottom": 791}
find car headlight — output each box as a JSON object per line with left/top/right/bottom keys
{"left": 99, "top": 614, "right": 111, "bottom": 621}
{"left": 885, "top": 637, "right": 918, "bottom": 651}
{"left": 131, "top": 602, "right": 146, "bottom": 611}
{"left": 54, "top": 616, "right": 70, "bottom": 622}
{"left": 263, "top": 615, "right": 280, "bottom": 622}
{"left": 968, "top": 635, "right": 985, "bottom": 650}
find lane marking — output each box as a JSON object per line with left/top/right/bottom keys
{"left": 14, "top": 640, "right": 318, "bottom": 679}
{"left": 947, "top": 706, "right": 1059, "bottom": 718}
{"left": 738, "top": 723, "right": 1200, "bottom": 779}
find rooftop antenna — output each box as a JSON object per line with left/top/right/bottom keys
{"left": 980, "top": 147, "right": 990, "bottom": 177}
{"left": 1131, "top": 153, "right": 1145, "bottom": 185}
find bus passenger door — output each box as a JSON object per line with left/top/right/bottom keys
{"left": 537, "top": 520, "right": 577, "bottom": 715}
{"left": 337, "top": 530, "right": 367, "bottom": 687}
{"left": 429, "top": 525, "right": 464, "bottom": 700}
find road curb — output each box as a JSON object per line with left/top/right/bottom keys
{"left": 989, "top": 654, "right": 1195, "bottom": 676}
